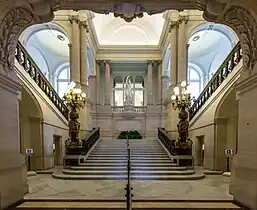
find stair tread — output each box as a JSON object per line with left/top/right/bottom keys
{"left": 18, "top": 201, "right": 240, "bottom": 209}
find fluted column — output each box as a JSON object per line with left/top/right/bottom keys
{"left": 79, "top": 20, "right": 89, "bottom": 87}
{"left": 177, "top": 15, "right": 188, "bottom": 83}
{"left": 69, "top": 14, "right": 80, "bottom": 84}
{"left": 147, "top": 60, "right": 153, "bottom": 105}
{"left": 104, "top": 60, "right": 111, "bottom": 105}
{"left": 170, "top": 21, "right": 178, "bottom": 86}
{"left": 96, "top": 60, "right": 100, "bottom": 105}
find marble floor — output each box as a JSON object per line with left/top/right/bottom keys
{"left": 25, "top": 173, "right": 232, "bottom": 201}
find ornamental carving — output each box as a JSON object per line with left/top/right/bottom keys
{"left": 0, "top": 7, "right": 35, "bottom": 73}
{"left": 113, "top": 3, "right": 144, "bottom": 22}
{"left": 224, "top": 6, "right": 257, "bottom": 71}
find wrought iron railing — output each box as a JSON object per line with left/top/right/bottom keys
{"left": 112, "top": 106, "right": 146, "bottom": 113}
{"left": 189, "top": 42, "right": 242, "bottom": 120}
{"left": 15, "top": 41, "right": 69, "bottom": 120}
{"left": 158, "top": 128, "right": 176, "bottom": 156}
{"left": 125, "top": 135, "right": 133, "bottom": 210}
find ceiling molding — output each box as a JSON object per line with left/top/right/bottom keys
{"left": 85, "top": 11, "right": 173, "bottom": 60}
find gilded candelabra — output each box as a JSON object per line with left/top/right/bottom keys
{"left": 63, "top": 81, "right": 86, "bottom": 147}
{"left": 171, "top": 81, "right": 193, "bottom": 149}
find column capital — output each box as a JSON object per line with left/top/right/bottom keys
{"left": 79, "top": 20, "right": 89, "bottom": 33}
{"left": 178, "top": 15, "right": 189, "bottom": 24}
{"left": 169, "top": 21, "right": 179, "bottom": 32}
{"left": 147, "top": 60, "right": 154, "bottom": 65}
{"left": 68, "top": 15, "right": 79, "bottom": 24}
{"left": 104, "top": 60, "right": 111, "bottom": 66}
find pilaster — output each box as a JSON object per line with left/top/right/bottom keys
{"left": 147, "top": 60, "right": 153, "bottom": 105}
{"left": 69, "top": 14, "right": 80, "bottom": 84}
{"left": 104, "top": 60, "right": 111, "bottom": 105}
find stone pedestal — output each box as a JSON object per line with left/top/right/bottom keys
{"left": 173, "top": 147, "right": 194, "bottom": 167}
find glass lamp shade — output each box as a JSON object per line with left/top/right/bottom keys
{"left": 73, "top": 88, "right": 82, "bottom": 94}
{"left": 181, "top": 81, "right": 187, "bottom": 87}
{"left": 81, "top": 93, "right": 87, "bottom": 98}
{"left": 68, "top": 81, "right": 76, "bottom": 90}
{"left": 174, "top": 86, "right": 180, "bottom": 95}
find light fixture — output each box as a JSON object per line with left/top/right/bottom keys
{"left": 171, "top": 81, "right": 193, "bottom": 150}
{"left": 63, "top": 81, "right": 87, "bottom": 146}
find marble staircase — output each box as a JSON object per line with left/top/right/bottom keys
{"left": 53, "top": 139, "right": 205, "bottom": 180}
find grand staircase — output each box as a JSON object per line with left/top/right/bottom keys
{"left": 53, "top": 139, "right": 204, "bottom": 180}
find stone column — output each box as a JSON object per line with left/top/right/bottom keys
{"left": 79, "top": 20, "right": 89, "bottom": 137}
{"left": 177, "top": 15, "right": 188, "bottom": 83}
{"left": 158, "top": 60, "right": 162, "bottom": 105}
{"left": 69, "top": 14, "right": 80, "bottom": 84}
{"left": 79, "top": 20, "right": 89, "bottom": 88}
{"left": 104, "top": 60, "right": 111, "bottom": 105}
{"left": 96, "top": 60, "right": 100, "bottom": 105}
{"left": 170, "top": 21, "right": 178, "bottom": 86}
{"left": 68, "top": 43, "right": 72, "bottom": 72}
{"left": 147, "top": 60, "right": 153, "bottom": 105}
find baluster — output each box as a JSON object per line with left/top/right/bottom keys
{"left": 225, "top": 62, "right": 229, "bottom": 78}
{"left": 16, "top": 45, "right": 22, "bottom": 63}
{"left": 229, "top": 53, "right": 235, "bottom": 71}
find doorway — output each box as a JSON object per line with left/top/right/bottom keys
{"left": 196, "top": 135, "right": 205, "bottom": 166}
{"left": 53, "top": 135, "right": 62, "bottom": 166}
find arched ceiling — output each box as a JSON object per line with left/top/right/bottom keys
{"left": 188, "top": 30, "right": 230, "bottom": 58}
{"left": 35, "top": 29, "right": 69, "bottom": 57}
{"left": 92, "top": 12, "right": 165, "bottom": 45}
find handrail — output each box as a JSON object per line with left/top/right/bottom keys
{"left": 189, "top": 42, "right": 242, "bottom": 120}
{"left": 15, "top": 41, "right": 69, "bottom": 120}
{"left": 81, "top": 127, "right": 100, "bottom": 154}
{"left": 125, "top": 135, "right": 132, "bottom": 210}
{"left": 158, "top": 128, "right": 176, "bottom": 155}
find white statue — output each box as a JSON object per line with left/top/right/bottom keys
{"left": 124, "top": 76, "right": 134, "bottom": 106}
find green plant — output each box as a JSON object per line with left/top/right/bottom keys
{"left": 117, "top": 130, "right": 142, "bottom": 139}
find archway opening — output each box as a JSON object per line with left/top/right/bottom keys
{"left": 214, "top": 89, "right": 238, "bottom": 171}
{"left": 19, "top": 87, "right": 43, "bottom": 171}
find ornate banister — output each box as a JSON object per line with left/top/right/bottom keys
{"left": 189, "top": 42, "right": 242, "bottom": 120}
{"left": 158, "top": 128, "right": 176, "bottom": 155}
{"left": 15, "top": 41, "right": 69, "bottom": 120}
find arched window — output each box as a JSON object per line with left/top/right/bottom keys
{"left": 188, "top": 67, "right": 202, "bottom": 98}
{"left": 56, "top": 66, "right": 70, "bottom": 97}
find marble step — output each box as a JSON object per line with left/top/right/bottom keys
{"left": 91, "top": 152, "right": 167, "bottom": 155}
{"left": 86, "top": 156, "right": 171, "bottom": 160}
{"left": 70, "top": 166, "right": 187, "bottom": 171}
{"left": 17, "top": 200, "right": 241, "bottom": 210}
{"left": 85, "top": 159, "right": 173, "bottom": 163}
{"left": 52, "top": 172, "right": 205, "bottom": 180}
{"left": 80, "top": 163, "right": 178, "bottom": 167}
{"left": 62, "top": 169, "right": 195, "bottom": 175}
{"left": 93, "top": 150, "right": 165, "bottom": 153}
{"left": 89, "top": 154, "right": 169, "bottom": 157}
